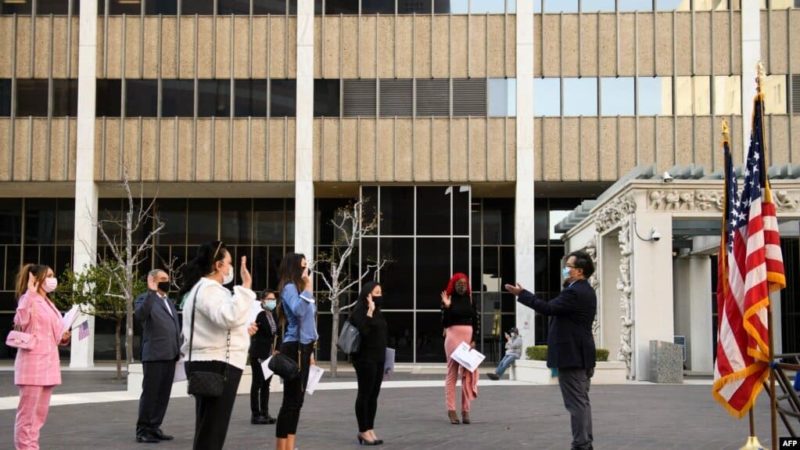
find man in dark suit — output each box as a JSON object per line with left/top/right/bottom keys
{"left": 505, "top": 250, "right": 596, "bottom": 450}
{"left": 134, "top": 269, "right": 181, "bottom": 443}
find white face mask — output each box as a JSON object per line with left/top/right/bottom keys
{"left": 222, "top": 265, "right": 234, "bottom": 285}
{"left": 43, "top": 277, "right": 58, "bottom": 293}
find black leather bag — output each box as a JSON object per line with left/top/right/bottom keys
{"left": 336, "top": 319, "right": 361, "bottom": 354}
{"left": 185, "top": 281, "right": 228, "bottom": 398}
{"left": 268, "top": 353, "right": 300, "bottom": 381}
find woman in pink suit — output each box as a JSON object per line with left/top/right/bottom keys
{"left": 13, "top": 264, "right": 71, "bottom": 450}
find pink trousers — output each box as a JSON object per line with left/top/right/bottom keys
{"left": 15, "top": 385, "right": 54, "bottom": 450}
{"left": 444, "top": 325, "right": 477, "bottom": 412}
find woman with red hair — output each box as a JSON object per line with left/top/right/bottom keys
{"left": 440, "top": 273, "right": 480, "bottom": 425}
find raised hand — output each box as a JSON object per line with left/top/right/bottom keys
{"left": 302, "top": 267, "right": 313, "bottom": 292}
{"left": 504, "top": 283, "right": 524, "bottom": 296}
{"left": 366, "top": 294, "right": 375, "bottom": 317}
{"left": 240, "top": 256, "right": 252, "bottom": 289}
{"left": 440, "top": 290, "right": 452, "bottom": 308}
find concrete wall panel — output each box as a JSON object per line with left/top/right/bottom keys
{"left": 561, "top": 15, "right": 579, "bottom": 77}
{"left": 580, "top": 117, "right": 599, "bottom": 181}
{"left": 562, "top": 118, "right": 580, "bottom": 180}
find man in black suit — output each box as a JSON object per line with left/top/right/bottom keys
{"left": 505, "top": 250, "right": 596, "bottom": 450}
{"left": 134, "top": 269, "right": 181, "bottom": 443}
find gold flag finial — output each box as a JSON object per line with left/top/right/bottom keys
{"left": 756, "top": 62, "right": 765, "bottom": 92}
{"left": 722, "top": 119, "right": 730, "bottom": 145}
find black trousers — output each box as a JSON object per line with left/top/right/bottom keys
{"left": 275, "top": 341, "right": 313, "bottom": 438}
{"left": 250, "top": 355, "right": 273, "bottom": 415}
{"left": 137, "top": 360, "right": 176, "bottom": 435}
{"left": 353, "top": 359, "right": 385, "bottom": 433}
{"left": 557, "top": 367, "right": 594, "bottom": 450}
{"left": 191, "top": 362, "right": 243, "bottom": 450}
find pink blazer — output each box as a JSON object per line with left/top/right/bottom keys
{"left": 13, "top": 291, "right": 63, "bottom": 386}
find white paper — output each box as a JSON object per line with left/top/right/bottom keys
{"left": 249, "top": 300, "right": 263, "bottom": 324}
{"left": 61, "top": 305, "right": 80, "bottom": 335}
{"left": 260, "top": 357, "right": 275, "bottom": 380}
{"left": 305, "top": 365, "right": 325, "bottom": 395}
{"left": 173, "top": 358, "right": 187, "bottom": 383}
{"left": 383, "top": 348, "right": 396, "bottom": 380}
{"left": 450, "top": 342, "right": 486, "bottom": 373}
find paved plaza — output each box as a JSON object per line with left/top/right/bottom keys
{"left": 0, "top": 370, "right": 784, "bottom": 450}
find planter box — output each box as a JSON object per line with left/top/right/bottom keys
{"left": 127, "top": 363, "right": 281, "bottom": 397}
{"left": 510, "top": 359, "right": 628, "bottom": 385}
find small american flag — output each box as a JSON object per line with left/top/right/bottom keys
{"left": 78, "top": 320, "right": 90, "bottom": 341}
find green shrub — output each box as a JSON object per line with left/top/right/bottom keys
{"left": 525, "top": 345, "right": 610, "bottom": 362}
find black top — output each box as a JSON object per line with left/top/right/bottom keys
{"left": 134, "top": 290, "right": 181, "bottom": 362}
{"left": 441, "top": 293, "right": 480, "bottom": 344}
{"left": 250, "top": 310, "right": 280, "bottom": 360}
{"left": 517, "top": 279, "right": 597, "bottom": 369}
{"left": 349, "top": 306, "right": 388, "bottom": 363}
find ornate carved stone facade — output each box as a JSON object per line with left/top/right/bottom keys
{"left": 616, "top": 220, "right": 634, "bottom": 378}
{"left": 584, "top": 237, "right": 600, "bottom": 342}
{"left": 595, "top": 195, "right": 636, "bottom": 233}
{"left": 647, "top": 188, "right": 800, "bottom": 213}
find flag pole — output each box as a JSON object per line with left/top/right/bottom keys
{"left": 755, "top": 62, "right": 779, "bottom": 450}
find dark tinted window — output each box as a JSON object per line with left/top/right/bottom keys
{"left": 325, "top": 0, "right": 358, "bottom": 13}
{"left": 145, "top": 0, "right": 177, "bottom": 14}
{"left": 108, "top": 0, "right": 141, "bottom": 14}
{"left": 398, "top": 0, "right": 431, "bottom": 13}
{"left": 270, "top": 79, "right": 296, "bottom": 117}
{"left": 0, "top": 79, "right": 10, "bottom": 116}
{"left": 1, "top": 0, "right": 32, "bottom": 14}
{"left": 234, "top": 79, "right": 267, "bottom": 117}
{"left": 96, "top": 79, "right": 122, "bottom": 116}
{"left": 254, "top": 0, "right": 287, "bottom": 14}
{"left": 125, "top": 79, "right": 158, "bottom": 117}
{"left": 16, "top": 79, "right": 49, "bottom": 117}
{"left": 197, "top": 79, "right": 230, "bottom": 117}
{"left": 218, "top": 0, "right": 249, "bottom": 14}
{"left": 314, "top": 79, "right": 339, "bottom": 117}
{"left": 363, "top": 0, "right": 395, "bottom": 13}
{"left": 182, "top": 0, "right": 214, "bottom": 14}
{"left": 52, "top": 79, "right": 78, "bottom": 116}
{"left": 162, "top": 79, "right": 194, "bottom": 117}
{"left": 38, "top": 0, "right": 78, "bottom": 14}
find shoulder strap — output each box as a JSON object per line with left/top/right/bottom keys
{"left": 187, "top": 281, "right": 203, "bottom": 362}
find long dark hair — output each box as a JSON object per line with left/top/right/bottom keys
{"left": 277, "top": 252, "right": 306, "bottom": 294}
{"left": 15, "top": 264, "right": 51, "bottom": 299}
{"left": 177, "top": 240, "right": 229, "bottom": 301}
{"left": 352, "top": 281, "right": 381, "bottom": 316}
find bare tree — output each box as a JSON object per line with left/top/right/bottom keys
{"left": 315, "top": 199, "right": 389, "bottom": 377}
{"left": 88, "top": 175, "right": 165, "bottom": 367}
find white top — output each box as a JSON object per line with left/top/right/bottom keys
{"left": 180, "top": 278, "right": 255, "bottom": 370}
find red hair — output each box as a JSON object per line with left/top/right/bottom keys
{"left": 445, "top": 273, "right": 471, "bottom": 297}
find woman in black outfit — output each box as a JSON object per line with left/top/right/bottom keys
{"left": 349, "top": 281, "right": 388, "bottom": 446}
{"left": 248, "top": 290, "right": 280, "bottom": 425}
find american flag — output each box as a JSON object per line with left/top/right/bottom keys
{"left": 713, "top": 92, "right": 786, "bottom": 418}
{"left": 78, "top": 320, "right": 90, "bottom": 341}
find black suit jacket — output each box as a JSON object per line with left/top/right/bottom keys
{"left": 134, "top": 290, "right": 181, "bottom": 362}
{"left": 250, "top": 310, "right": 280, "bottom": 360}
{"left": 517, "top": 279, "right": 597, "bottom": 369}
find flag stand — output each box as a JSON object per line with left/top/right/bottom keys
{"left": 739, "top": 411, "right": 765, "bottom": 450}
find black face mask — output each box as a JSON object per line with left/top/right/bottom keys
{"left": 371, "top": 296, "right": 383, "bottom": 308}
{"left": 455, "top": 285, "right": 467, "bottom": 295}
{"left": 156, "top": 281, "right": 171, "bottom": 293}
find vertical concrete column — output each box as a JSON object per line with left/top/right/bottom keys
{"left": 515, "top": 1, "right": 536, "bottom": 354}
{"left": 630, "top": 213, "right": 674, "bottom": 380}
{"left": 294, "top": 0, "right": 314, "bottom": 256}
{"left": 673, "top": 256, "right": 713, "bottom": 373}
{"left": 740, "top": 0, "right": 760, "bottom": 159}
{"left": 70, "top": 0, "right": 99, "bottom": 368}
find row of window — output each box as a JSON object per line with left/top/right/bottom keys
{"left": 2, "top": 75, "right": 796, "bottom": 118}
{"left": 534, "top": 0, "right": 798, "bottom": 12}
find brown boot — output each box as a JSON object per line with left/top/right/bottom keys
{"left": 462, "top": 411, "right": 471, "bottom": 424}
{"left": 447, "top": 410, "right": 460, "bottom": 424}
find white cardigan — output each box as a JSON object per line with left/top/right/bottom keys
{"left": 181, "top": 278, "right": 255, "bottom": 370}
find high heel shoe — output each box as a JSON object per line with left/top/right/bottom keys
{"left": 357, "top": 434, "right": 381, "bottom": 446}
{"left": 462, "top": 411, "right": 471, "bottom": 424}
{"left": 448, "top": 410, "right": 460, "bottom": 424}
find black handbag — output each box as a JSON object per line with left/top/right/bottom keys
{"left": 337, "top": 319, "right": 361, "bottom": 354}
{"left": 268, "top": 352, "right": 300, "bottom": 381}
{"left": 185, "top": 281, "right": 229, "bottom": 398}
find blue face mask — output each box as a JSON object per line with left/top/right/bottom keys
{"left": 263, "top": 300, "right": 277, "bottom": 311}
{"left": 562, "top": 266, "right": 571, "bottom": 279}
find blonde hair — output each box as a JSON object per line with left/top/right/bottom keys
{"left": 15, "top": 264, "right": 51, "bottom": 299}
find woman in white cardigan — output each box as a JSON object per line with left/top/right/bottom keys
{"left": 178, "top": 240, "right": 255, "bottom": 450}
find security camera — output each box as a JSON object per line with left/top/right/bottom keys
{"left": 662, "top": 172, "right": 674, "bottom": 183}
{"left": 650, "top": 229, "right": 662, "bottom": 242}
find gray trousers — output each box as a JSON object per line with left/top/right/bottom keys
{"left": 557, "top": 367, "right": 594, "bottom": 450}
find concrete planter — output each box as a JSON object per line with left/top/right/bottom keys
{"left": 127, "top": 363, "right": 276, "bottom": 397}
{"left": 510, "top": 359, "right": 628, "bottom": 385}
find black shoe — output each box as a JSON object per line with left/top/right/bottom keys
{"left": 152, "top": 429, "right": 173, "bottom": 441}
{"left": 251, "top": 414, "right": 270, "bottom": 425}
{"left": 264, "top": 414, "right": 277, "bottom": 424}
{"left": 487, "top": 373, "right": 499, "bottom": 380}
{"left": 136, "top": 432, "right": 160, "bottom": 444}
{"left": 357, "top": 434, "right": 381, "bottom": 446}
